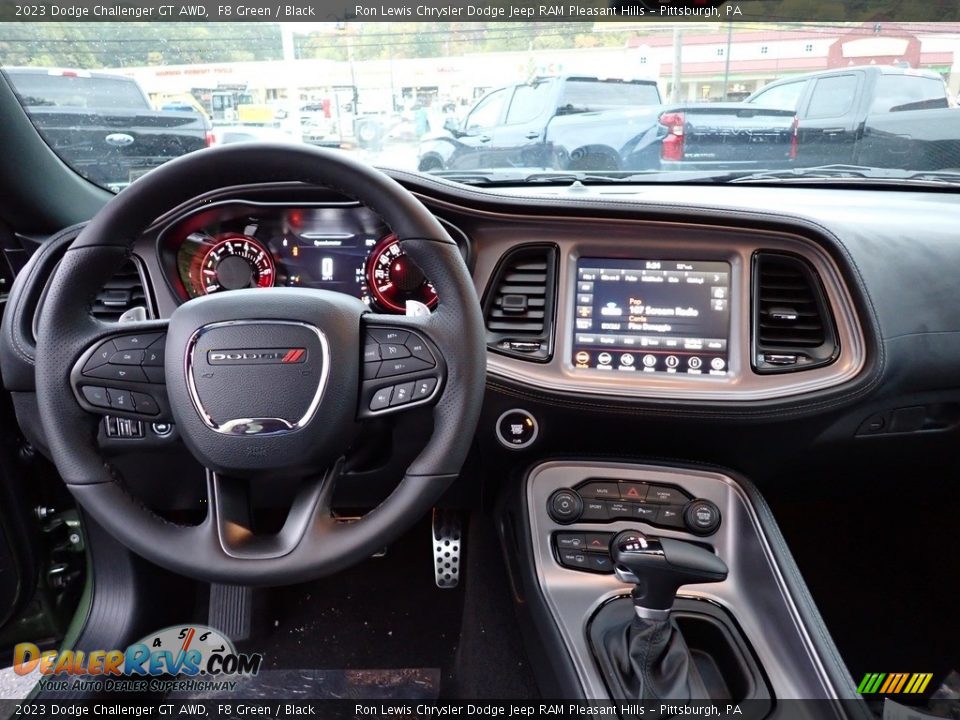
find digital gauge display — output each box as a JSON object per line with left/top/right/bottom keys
{"left": 173, "top": 205, "right": 443, "bottom": 315}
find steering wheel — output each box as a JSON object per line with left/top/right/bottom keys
{"left": 32, "top": 144, "right": 486, "bottom": 585}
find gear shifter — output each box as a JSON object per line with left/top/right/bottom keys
{"left": 611, "top": 529, "right": 729, "bottom": 619}
{"left": 597, "top": 530, "right": 729, "bottom": 701}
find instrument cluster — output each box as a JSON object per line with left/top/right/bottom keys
{"left": 163, "top": 202, "right": 457, "bottom": 314}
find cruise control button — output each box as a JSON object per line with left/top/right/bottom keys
{"left": 380, "top": 344, "right": 411, "bottom": 360}
{"left": 558, "top": 549, "right": 589, "bottom": 570}
{"left": 363, "top": 344, "right": 381, "bottom": 363}
{"left": 405, "top": 337, "right": 435, "bottom": 363}
{"left": 106, "top": 388, "right": 133, "bottom": 411}
{"left": 114, "top": 333, "right": 163, "bottom": 351}
{"left": 555, "top": 533, "right": 585, "bottom": 550}
{"left": 142, "top": 347, "right": 164, "bottom": 366}
{"left": 657, "top": 506, "right": 686, "bottom": 529}
{"left": 390, "top": 382, "right": 415, "bottom": 406}
{"left": 368, "top": 328, "right": 409, "bottom": 345}
{"left": 369, "top": 386, "right": 393, "bottom": 411}
{"left": 81, "top": 386, "right": 110, "bottom": 409}
{"left": 584, "top": 533, "right": 611, "bottom": 553}
{"left": 587, "top": 554, "right": 614, "bottom": 573}
{"left": 377, "top": 357, "right": 433, "bottom": 378}
{"left": 363, "top": 362, "right": 381, "bottom": 379}
{"left": 84, "top": 365, "right": 148, "bottom": 383}
{"left": 413, "top": 377, "right": 438, "bottom": 399}
{"left": 131, "top": 392, "right": 160, "bottom": 416}
{"left": 619, "top": 482, "right": 648, "bottom": 502}
{"left": 83, "top": 343, "right": 116, "bottom": 372}
{"left": 578, "top": 482, "right": 619, "bottom": 500}
{"left": 110, "top": 350, "right": 144, "bottom": 365}
{"left": 647, "top": 485, "right": 689, "bottom": 505}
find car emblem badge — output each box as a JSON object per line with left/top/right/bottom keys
{"left": 104, "top": 132, "right": 135, "bottom": 147}
{"left": 207, "top": 348, "right": 307, "bottom": 365}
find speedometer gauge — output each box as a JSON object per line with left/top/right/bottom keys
{"left": 366, "top": 234, "right": 438, "bottom": 313}
{"left": 197, "top": 234, "right": 275, "bottom": 295}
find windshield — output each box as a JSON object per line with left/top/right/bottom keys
{"left": 2, "top": 21, "right": 958, "bottom": 191}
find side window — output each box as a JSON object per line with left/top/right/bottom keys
{"left": 805, "top": 74, "right": 859, "bottom": 119}
{"left": 505, "top": 83, "right": 551, "bottom": 125}
{"left": 870, "top": 75, "right": 949, "bottom": 113}
{"left": 749, "top": 80, "right": 808, "bottom": 110}
{"left": 465, "top": 89, "right": 508, "bottom": 130}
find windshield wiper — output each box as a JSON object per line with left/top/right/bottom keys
{"left": 729, "top": 164, "right": 960, "bottom": 186}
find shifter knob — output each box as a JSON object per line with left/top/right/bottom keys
{"left": 610, "top": 530, "right": 728, "bottom": 618}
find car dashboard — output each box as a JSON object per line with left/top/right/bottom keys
{"left": 139, "top": 178, "right": 872, "bottom": 409}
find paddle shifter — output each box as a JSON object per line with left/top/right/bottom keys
{"left": 599, "top": 530, "right": 729, "bottom": 700}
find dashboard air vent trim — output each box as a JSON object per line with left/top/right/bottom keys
{"left": 752, "top": 251, "right": 839, "bottom": 374}
{"left": 482, "top": 243, "right": 558, "bottom": 362}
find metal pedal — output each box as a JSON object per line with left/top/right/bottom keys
{"left": 432, "top": 508, "right": 462, "bottom": 589}
{"left": 209, "top": 583, "right": 253, "bottom": 642}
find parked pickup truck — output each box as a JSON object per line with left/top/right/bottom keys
{"left": 3, "top": 67, "right": 213, "bottom": 191}
{"left": 416, "top": 75, "right": 796, "bottom": 173}
{"left": 745, "top": 65, "right": 959, "bottom": 171}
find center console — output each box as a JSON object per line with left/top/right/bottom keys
{"left": 523, "top": 461, "right": 851, "bottom": 704}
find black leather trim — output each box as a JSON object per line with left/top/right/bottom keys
{"left": 32, "top": 144, "right": 487, "bottom": 584}
{"left": 0, "top": 222, "right": 86, "bottom": 392}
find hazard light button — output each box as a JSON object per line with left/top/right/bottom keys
{"left": 618, "top": 482, "right": 648, "bottom": 502}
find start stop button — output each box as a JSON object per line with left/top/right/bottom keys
{"left": 495, "top": 408, "right": 539, "bottom": 450}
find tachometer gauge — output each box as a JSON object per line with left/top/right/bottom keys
{"left": 366, "top": 234, "right": 438, "bottom": 313}
{"left": 197, "top": 234, "right": 275, "bottom": 295}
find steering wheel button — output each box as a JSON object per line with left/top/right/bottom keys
{"left": 83, "top": 344, "right": 116, "bottom": 371}
{"left": 84, "top": 364, "right": 148, "bottom": 383}
{"left": 406, "top": 338, "right": 434, "bottom": 363}
{"left": 81, "top": 386, "right": 110, "bottom": 409}
{"left": 142, "top": 347, "right": 165, "bottom": 366}
{"left": 380, "top": 344, "right": 411, "bottom": 360}
{"left": 363, "top": 344, "right": 381, "bottom": 362}
{"left": 369, "top": 386, "right": 393, "bottom": 411}
{"left": 114, "top": 333, "right": 163, "bottom": 351}
{"left": 131, "top": 392, "right": 160, "bottom": 416}
{"left": 143, "top": 366, "right": 165, "bottom": 384}
{"left": 110, "top": 349, "right": 144, "bottom": 365}
{"left": 414, "top": 377, "right": 438, "bottom": 398}
{"left": 390, "top": 382, "right": 415, "bottom": 406}
{"left": 363, "top": 361, "right": 381, "bottom": 379}
{"left": 107, "top": 388, "right": 133, "bottom": 410}
{"left": 377, "top": 357, "right": 432, "bottom": 378}
{"left": 369, "top": 328, "right": 410, "bottom": 345}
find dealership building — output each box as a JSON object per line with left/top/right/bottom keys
{"left": 117, "top": 23, "right": 960, "bottom": 118}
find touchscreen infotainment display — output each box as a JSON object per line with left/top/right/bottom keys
{"left": 572, "top": 258, "right": 731, "bottom": 375}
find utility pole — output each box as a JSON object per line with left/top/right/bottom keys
{"left": 721, "top": 22, "right": 733, "bottom": 101}
{"left": 671, "top": 25, "right": 682, "bottom": 102}
{"left": 280, "top": 24, "right": 302, "bottom": 138}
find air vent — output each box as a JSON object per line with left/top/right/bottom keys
{"left": 753, "top": 252, "right": 838, "bottom": 373}
{"left": 482, "top": 244, "right": 558, "bottom": 362}
{"left": 90, "top": 259, "right": 150, "bottom": 322}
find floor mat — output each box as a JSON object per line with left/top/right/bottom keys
{"left": 169, "top": 668, "right": 440, "bottom": 700}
